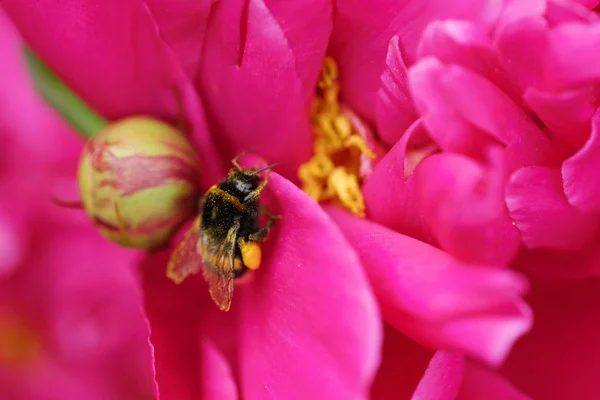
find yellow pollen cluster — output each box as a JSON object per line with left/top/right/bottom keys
{"left": 299, "top": 57, "right": 375, "bottom": 217}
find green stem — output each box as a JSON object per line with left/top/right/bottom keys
{"left": 23, "top": 46, "right": 108, "bottom": 139}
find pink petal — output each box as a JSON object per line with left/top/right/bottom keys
{"left": 544, "top": 22, "right": 600, "bottom": 89}
{"left": 495, "top": 0, "right": 546, "bottom": 31}
{"left": 0, "top": 223, "right": 156, "bottom": 400}
{"left": 198, "top": 0, "right": 327, "bottom": 180}
{"left": 495, "top": 16, "right": 549, "bottom": 92}
{"left": 458, "top": 361, "right": 531, "bottom": 400}
{"left": 415, "top": 149, "right": 521, "bottom": 265}
{"left": 141, "top": 250, "right": 238, "bottom": 400}
{"left": 199, "top": 338, "right": 238, "bottom": 400}
{"left": 144, "top": 0, "right": 213, "bottom": 79}
{"left": 408, "top": 58, "right": 499, "bottom": 158}
{"left": 0, "top": 8, "right": 80, "bottom": 167}
{"left": 371, "top": 326, "right": 434, "bottom": 400}
{"left": 409, "top": 58, "right": 565, "bottom": 169}
{"left": 563, "top": 107, "right": 600, "bottom": 213}
{"left": 329, "top": 0, "right": 502, "bottom": 122}
{"left": 362, "top": 119, "right": 435, "bottom": 243}
{"left": 502, "top": 280, "right": 600, "bottom": 400}
{"left": 236, "top": 173, "right": 382, "bottom": 399}
{"left": 506, "top": 166, "right": 599, "bottom": 251}
{"left": 427, "top": 63, "right": 541, "bottom": 146}
{"left": 412, "top": 352, "right": 464, "bottom": 400}
{"left": 545, "top": 0, "right": 599, "bottom": 25}
{"left": 417, "top": 20, "right": 521, "bottom": 105}
{"left": 5, "top": 0, "right": 182, "bottom": 120}
{"left": 496, "top": 1, "right": 600, "bottom": 92}
{"left": 261, "top": 0, "right": 333, "bottom": 99}
{"left": 3, "top": 0, "right": 223, "bottom": 186}
{"left": 0, "top": 212, "right": 22, "bottom": 277}
{"left": 524, "top": 85, "right": 599, "bottom": 149}
{"left": 328, "top": 208, "right": 532, "bottom": 366}
{"left": 375, "top": 36, "right": 418, "bottom": 146}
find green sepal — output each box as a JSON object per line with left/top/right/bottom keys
{"left": 23, "top": 46, "right": 108, "bottom": 139}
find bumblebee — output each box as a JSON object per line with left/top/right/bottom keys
{"left": 166, "top": 153, "right": 279, "bottom": 311}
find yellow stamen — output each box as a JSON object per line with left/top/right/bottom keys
{"left": 299, "top": 56, "right": 375, "bottom": 217}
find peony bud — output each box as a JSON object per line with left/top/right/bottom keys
{"left": 77, "top": 117, "right": 200, "bottom": 249}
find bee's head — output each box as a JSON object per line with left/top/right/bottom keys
{"left": 228, "top": 169, "right": 262, "bottom": 196}
{"left": 220, "top": 162, "right": 277, "bottom": 201}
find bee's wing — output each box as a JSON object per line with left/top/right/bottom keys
{"left": 166, "top": 216, "right": 203, "bottom": 284}
{"left": 201, "top": 218, "right": 241, "bottom": 312}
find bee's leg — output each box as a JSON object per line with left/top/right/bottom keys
{"left": 248, "top": 207, "right": 281, "bottom": 242}
{"left": 243, "top": 173, "right": 271, "bottom": 202}
{"left": 260, "top": 206, "right": 281, "bottom": 224}
{"left": 243, "top": 185, "right": 265, "bottom": 202}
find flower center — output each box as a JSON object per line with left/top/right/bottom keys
{"left": 0, "top": 317, "right": 39, "bottom": 365}
{"left": 299, "top": 57, "right": 375, "bottom": 217}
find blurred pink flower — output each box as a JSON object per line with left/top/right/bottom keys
{"left": 0, "top": 9, "right": 155, "bottom": 399}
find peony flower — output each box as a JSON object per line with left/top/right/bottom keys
{"left": 0, "top": 10, "right": 155, "bottom": 399}
{"left": 331, "top": 0, "right": 600, "bottom": 398}
{"left": 5, "top": 0, "right": 600, "bottom": 399}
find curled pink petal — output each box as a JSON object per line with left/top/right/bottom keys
{"left": 237, "top": 173, "right": 382, "bottom": 399}
{"left": 415, "top": 149, "right": 521, "bottom": 265}
{"left": 376, "top": 36, "right": 418, "bottom": 146}
{"left": 329, "top": 0, "right": 502, "bottom": 122}
{"left": 431, "top": 63, "right": 542, "bottom": 147}
{"left": 409, "top": 57, "right": 566, "bottom": 169}
{"left": 417, "top": 20, "right": 521, "bottom": 104}
{"left": 563, "top": 107, "right": 600, "bottom": 213}
{"left": 408, "top": 58, "right": 496, "bottom": 157}
{"left": 495, "top": 16, "right": 549, "bottom": 91}
{"left": 328, "top": 208, "right": 532, "bottom": 366}
{"left": 363, "top": 119, "right": 435, "bottom": 243}
{"left": 524, "top": 86, "right": 599, "bottom": 149}
{"left": 412, "top": 352, "right": 464, "bottom": 400}
{"left": 506, "top": 166, "right": 599, "bottom": 251}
